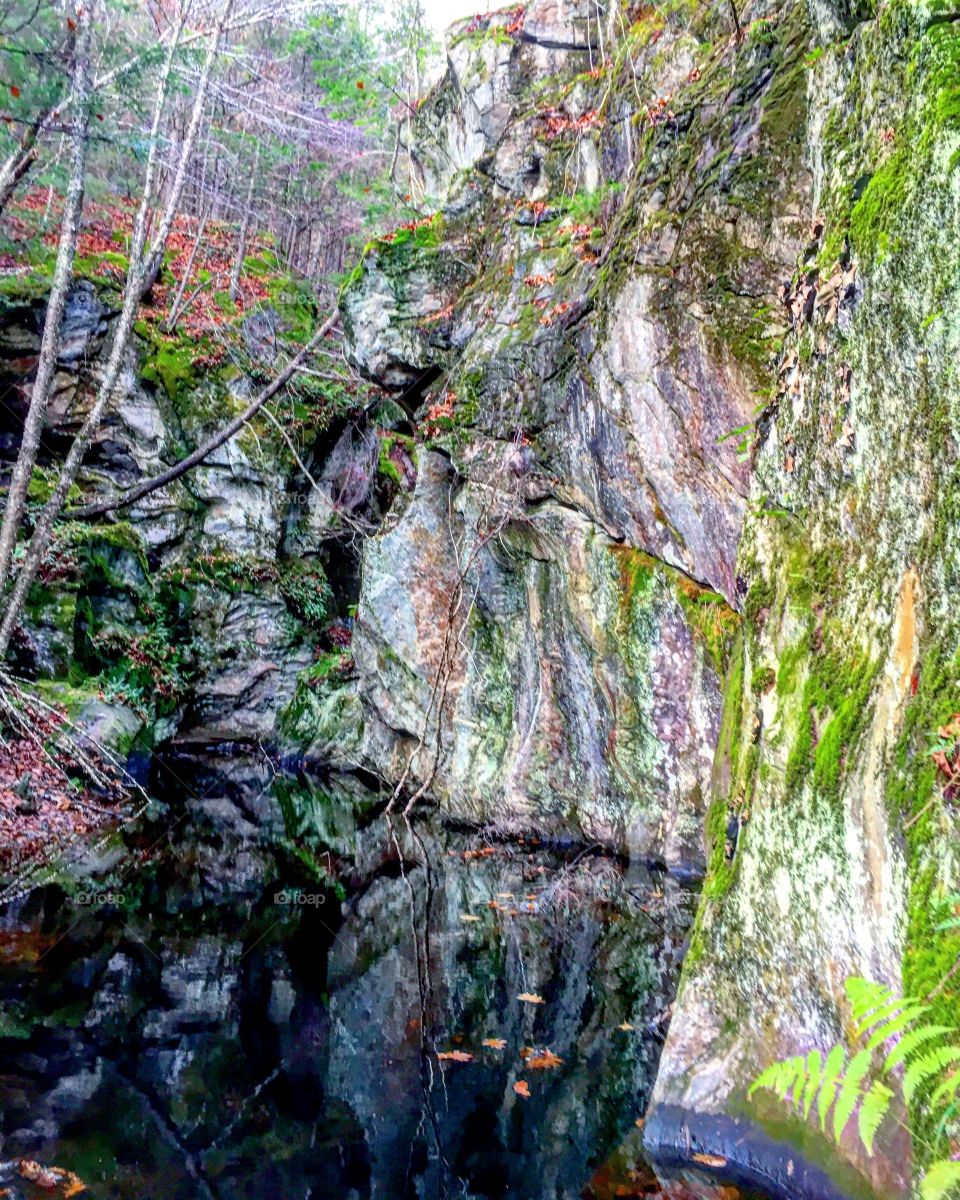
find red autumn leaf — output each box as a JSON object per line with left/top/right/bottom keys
{"left": 356, "top": 80, "right": 364, "bottom": 89}
{"left": 10, "top": 85, "right": 20, "bottom": 98}
{"left": 67, "top": 16, "right": 77, "bottom": 29}
{"left": 514, "top": 1080, "right": 531, "bottom": 1098}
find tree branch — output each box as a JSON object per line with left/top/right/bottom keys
{"left": 65, "top": 313, "right": 338, "bottom": 521}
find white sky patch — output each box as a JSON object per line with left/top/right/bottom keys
{"left": 421, "top": 0, "right": 481, "bottom": 33}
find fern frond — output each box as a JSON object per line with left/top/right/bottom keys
{"left": 929, "top": 1068, "right": 960, "bottom": 1114}
{"left": 857, "top": 1080, "right": 893, "bottom": 1155}
{"left": 801, "top": 1049, "right": 823, "bottom": 1118}
{"left": 818, "top": 1044, "right": 847, "bottom": 1131}
{"left": 856, "top": 995, "right": 921, "bottom": 1039}
{"left": 749, "top": 1055, "right": 807, "bottom": 1101}
{"left": 884, "top": 1024, "right": 956, "bottom": 1073}
{"left": 865, "top": 1004, "right": 929, "bottom": 1053}
{"left": 846, "top": 978, "right": 894, "bottom": 1025}
{"left": 752, "top": 979, "right": 960, "bottom": 1169}
{"left": 904, "top": 1047, "right": 960, "bottom": 1103}
{"left": 833, "top": 1048, "right": 873, "bottom": 1143}
{"left": 919, "top": 1159, "right": 960, "bottom": 1200}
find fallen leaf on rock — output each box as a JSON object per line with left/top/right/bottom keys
{"left": 18, "top": 1160, "right": 59, "bottom": 1189}
{"left": 692, "top": 1152, "right": 728, "bottom": 1168}
{"left": 517, "top": 992, "right": 543, "bottom": 1004}
{"left": 514, "top": 1079, "right": 531, "bottom": 1098}
{"left": 483, "top": 1038, "right": 507, "bottom": 1050}
{"left": 526, "top": 1049, "right": 563, "bottom": 1070}
{"left": 63, "top": 1173, "right": 87, "bottom": 1197}
{"left": 437, "top": 1050, "right": 473, "bottom": 1062}
{"left": 635, "top": 1117, "right": 645, "bottom": 1129}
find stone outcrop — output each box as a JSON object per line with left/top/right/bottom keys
{"left": 333, "top": 0, "right": 805, "bottom": 868}
{"left": 328, "top": 1, "right": 960, "bottom": 1197}
{"left": 646, "top": 3, "right": 960, "bottom": 1196}
{"left": 0, "top": 280, "right": 347, "bottom": 754}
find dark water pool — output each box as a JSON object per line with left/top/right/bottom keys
{"left": 0, "top": 753, "right": 773, "bottom": 1200}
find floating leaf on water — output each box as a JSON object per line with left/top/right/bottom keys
{"left": 514, "top": 1079, "right": 531, "bottom": 1098}
{"left": 517, "top": 992, "right": 544, "bottom": 1004}
{"left": 437, "top": 1050, "right": 473, "bottom": 1063}
{"left": 460, "top": 913, "right": 480, "bottom": 922}
{"left": 483, "top": 1038, "right": 507, "bottom": 1050}
{"left": 526, "top": 1049, "right": 563, "bottom": 1070}
{"left": 618, "top": 1022, "right": 635, "bottom": 1032}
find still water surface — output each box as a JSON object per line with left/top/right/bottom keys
{"left": 0, "top": 754, "right": 775, "bottom": 1199}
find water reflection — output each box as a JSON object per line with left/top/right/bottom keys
{"left": 0, "top": 755, "right": 756, "bottom": 1199}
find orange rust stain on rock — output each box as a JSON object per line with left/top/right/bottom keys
{"left": 894, "top": 565, "right": 919, "bottom": 706}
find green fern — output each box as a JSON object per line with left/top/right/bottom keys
{"left": 749, "top": 977, "right": 960, "bottom": 1199}
{"left": 922, "top": 1162, "right": 960, "bottom": 1200}
{"left": 904, "top": 1047, "right": 960, "bottom": 1103}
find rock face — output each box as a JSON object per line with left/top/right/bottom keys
{"left": 0, "top": 284, "right": 346, "bottom": 752}
{"left": 332, "top": 0, "right": 809, "bottom": 873}
{"left": 345, "top": 450, "right": 724, "bottom": 867}
{"left": 645, "top": 4, "right": 960, "bottom": 1197}
{"left": 329, "top": 1, "right": 960, "bottom": 1197}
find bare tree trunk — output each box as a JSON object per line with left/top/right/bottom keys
{"left": 0, "top": 1, "right": 94, "bottom": 595}
{"left": 66, "top": 313, "right": 337, "bottom": 520}
{"left": 0, "top": 0, "right": 219, "bottom": 655}
{"left": 164, "top": 210, "right": 208, "bottom": 331}
{"left": 0, "top": 126, "right": 43, "bottom": 215}
{"left": 0, "top": 3, "right": 289, "bottom": 217}
{"left": 0, "top": 13, "right": 78, "bottom": 216}
{"left": 229, "top": 139, "right": 259, "bottom": 302}
{"left": 138, "top": 0, "right": 232, "bottom": 300}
